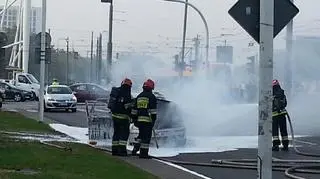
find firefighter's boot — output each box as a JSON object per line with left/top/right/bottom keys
{"left": 118, "top": 146, "right": 128, "bottom": 156}
{"left": 272, "top": 145, "right": 279, "bottom": 151}
{"left": 139, "top": 148, "right": 152, "bottom": 159}
{"left": 112, "top": 145, "right": 119, "bottom": 156}
{"left": 132, "top": 145, "right": 140, "bottom": 156}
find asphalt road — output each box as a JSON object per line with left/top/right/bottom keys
{"left": 3, "top": 101, "right": 320, "bottom": 179}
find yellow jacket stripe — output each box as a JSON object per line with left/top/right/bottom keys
{"left": 149, "top": 109, "right": 157, "bottom": 114}
{"left": 272, "top": 111, "right": 287, "bottom": 117}
{"left": 138, "top": 116, "right": 152, "bottom": 123}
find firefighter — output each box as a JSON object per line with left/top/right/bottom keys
{"left": 52, "top": 78, "right": 59, "bottom": 85}
{"left": 272, "top": 79, "right": 289, "bottom": 151}
{"left": 108, "top": 78, "right": 133, "bottom": 156}
{"left": 131, "top": 79, "right": 157, "bottom": 159}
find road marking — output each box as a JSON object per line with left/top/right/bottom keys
{"left": 295, "top": 139, "right": 318, "bottom": 146}
{"left": 77, "top": 108, "right": 107, "bottom": 113}
{"left": 26, "top": 109, "right": 38, "bottom": 113}
{"left": 154, "top": 159, "right": 213, "bottom": 179}
{"left": 4, "top": 109, "right": 18, "bottom": 112}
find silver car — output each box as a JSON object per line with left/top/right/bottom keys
{"left": 44, "top": 85, "right": 77, "bottom": 112}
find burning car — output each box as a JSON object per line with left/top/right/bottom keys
{"left": 128, "top": 92, "right": 186, "bottom": 147}
{"left": 86, "top": 91, "right": 187, "bottom": 147}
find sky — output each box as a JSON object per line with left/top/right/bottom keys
{"left": 1, "top": 0, "right": 320, "bottom": 64}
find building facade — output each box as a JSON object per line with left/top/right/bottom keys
{"left": 0, "top": 6, "right": 41, "bottom": 34}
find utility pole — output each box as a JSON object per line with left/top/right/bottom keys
{"left": 39, "top": 0, "right": 47, "bottom": 123}
{"left": 257, "top": 0, "right": 274, "bottom": 178}
{"left": 96, "top": 37, "right": 99, "bottom": 83}
{"left": 180, "top": 0, "right": 188, "bottom": 78}
{"left": 90, "top": 31, "right": 94, "bottom": 83}
{"left": 285, "top": 0, "right": 294, "bottom": 98}
{"left": 97, "top": 33, "right": 102, "bottom": 84}
{"left": 194, "top": 35, "right": 200, "bottom": 68}
{"left": 107, "top": 1, "right": 114, "bottom": 84}
{"left": 66, "top": 37, "right": 69, "bottom": 85}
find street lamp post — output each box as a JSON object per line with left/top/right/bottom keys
{"left": 180, "top": 0, "right": 188, "bottom": 77}
{"left": 162, "top": 0, "right": 209, "bottom": 68}
{"left": 66, "top": 37, "right": 69, "bottom": 85}
{"left": 101, "top": 0, "right": 113, "bottom": 84}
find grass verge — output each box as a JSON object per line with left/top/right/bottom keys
{"left": 0, "top": 111, "right": 158, "bottom": 179}
{"left": 0, "top": 111, "right": 54, "bottom": 133}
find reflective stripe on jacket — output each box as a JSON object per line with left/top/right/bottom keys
{"left": 112, "top": 113, "right": 130, "bottom": 120}
{"left": 272, "top": 110, "right": 287, "bottom": 117}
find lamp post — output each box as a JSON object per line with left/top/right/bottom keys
{"left": 162, "top": 0, "right": 209, "bottom": 68}
{"left": 101, "top": 0, "right": 113, "bottom": 84}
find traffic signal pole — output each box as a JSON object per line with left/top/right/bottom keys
{"left": 257, "top": 0, "right": 274, "bottom": 178}
{"left": 39, "top": 0, "right": 47, "bottom": 123}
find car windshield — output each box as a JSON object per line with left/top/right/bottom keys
{"left": 26, "top": 74, "right": 39, "bottom": 84}
{"left": 47, "top": 86, "right": 72, "bottom": 94}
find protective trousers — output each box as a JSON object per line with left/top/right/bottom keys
{"left": 272, "top": 114, "right": 289, "bottom": 149}
{"left": 132, "top": 122, "right": 153, "bottom": 158}
{"left": 112, "top": 117, "right": 130, "bottom": 156}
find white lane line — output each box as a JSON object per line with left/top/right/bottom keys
{"left": 26, "top": 109, "right": 38, "bottom": 113}
{"left": 3, "top": 109, "right": 18, "bottom": 112}
{"left": 77, "top": 108, "right": 107, "bottom": 113}
{"left": 77, "top": 109, "right": 86, "bottom": 112}
{"left": 154, "top": 159, "right": 213, "bottom": 179}
{"left": 295, "top": 140, "right": 318, "bottom": 146}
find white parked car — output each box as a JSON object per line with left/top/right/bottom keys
{"left": 44, "top": 85, "right": 77, "bottom": 112}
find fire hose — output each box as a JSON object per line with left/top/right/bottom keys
{"left": 37, "top": 110, "right": 320, "bottom": 179}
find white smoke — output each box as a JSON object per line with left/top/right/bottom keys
{"left": 109, "top": 35, "right": 320, "bottom": 140}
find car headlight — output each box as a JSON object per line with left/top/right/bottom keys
{"left": 48, "top": 98, "right": 55, "bottom": 101}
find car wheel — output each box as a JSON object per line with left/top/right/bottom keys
{"left": 21, "top": 96, "right": 26, "bottom": 102}
{"left": 14, "top": 93, "right": 22, "bottom": 102}
{"left": 71, "top": 108, "right": 77, "bottom": 113}
{"left": 65, "top": 109, "right": 69, "bottom": 112}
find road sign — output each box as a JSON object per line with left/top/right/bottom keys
{"left": 228, "top": 0, "right": 299, "bottom": 43}
{"left": 101, "top": 0, "right": 112, "bottom": 3}
{"left": 35, "top": 48, "right": 51, "bottom": 64}
{"left": 35, "top": 32, "right": 52, "bottom": 48}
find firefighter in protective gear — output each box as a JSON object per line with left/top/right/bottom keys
{"left": 52, "top": 78, "right": 59, "bottom": 85}
{"left": 108, "top": 78, "right": 133, "bottom": 156}
{"left": 131, "top": 79, "right": 157, "bottom": 159}
{"left": 272, "top": 79, "right": 289, "bottom": 151}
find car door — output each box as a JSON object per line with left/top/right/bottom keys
{"left": 3, "top": 84, "right": 14, "bottom": 99}
{"left": 87, "top": 84, "right": 97, "bottom": 100}
{"left": 16, "top": 75, "right": 32, "bottom": 91}
{"left": 71, "top": 84, "right": 90, "bottom": 102}
{"left": 0, "top": 83, "right": 8, "bottom": 99}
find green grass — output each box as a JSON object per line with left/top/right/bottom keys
{"left": 0, "top": 111, "right": 54, "bottom": 133}
{"left": 0, "top": 111, "right": 158, "bottom": 179}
